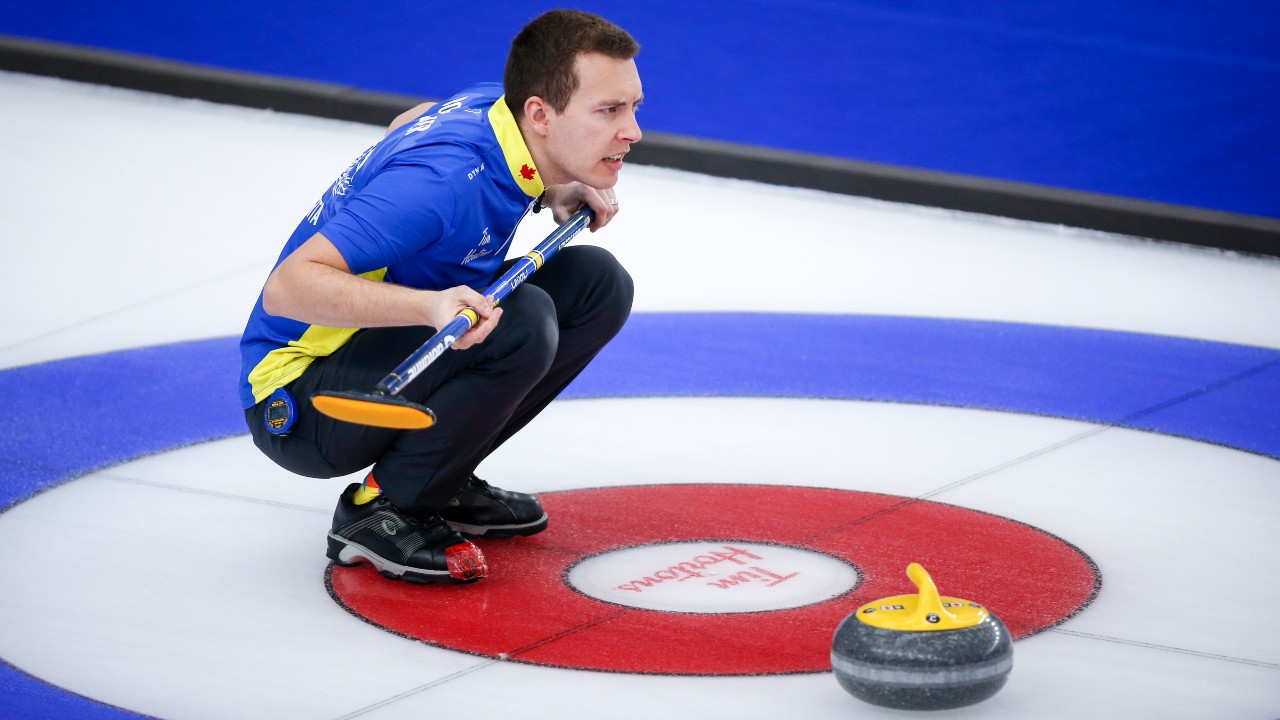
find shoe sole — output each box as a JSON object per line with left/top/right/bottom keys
{"left": 446, "top": 512, "right": 549, "bottom": 539}
{"left": 326, "top": 534, "right": 482, "bottom": 584}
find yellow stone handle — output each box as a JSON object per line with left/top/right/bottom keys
{"left": 906, "top": 562, "right": 953, "bottom": 626}
{"left": 853, "top": 562, "right": 989, "bottom": 631}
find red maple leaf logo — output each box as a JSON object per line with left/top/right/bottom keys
{"left": 520, "top": 164, "right": 537, "bottom": 181}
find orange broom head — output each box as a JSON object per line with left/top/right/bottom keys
{"left": 311, "top": 391, "right": 436, "bottom": 430}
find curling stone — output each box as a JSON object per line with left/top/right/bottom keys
{"left": 831, "top": 563, "right": 1012, "bottom": 710}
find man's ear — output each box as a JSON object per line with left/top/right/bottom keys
{"left": 522, "top": 96, "right": 553, "bottom": 137}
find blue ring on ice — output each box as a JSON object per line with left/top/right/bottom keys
{"left": 1, "top": 312, "right": 1279, "bottom": 718}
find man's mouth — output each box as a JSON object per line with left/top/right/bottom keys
{"left": 604, "top": 153, "right": 625, "bottom": 163}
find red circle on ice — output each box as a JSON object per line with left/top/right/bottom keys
{"left": 327, "top": 484, "right": 1098, "bottom": 675}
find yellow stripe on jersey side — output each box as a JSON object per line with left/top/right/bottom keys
{"left": 247, "top": 268, "right": 388, "bottom": 404}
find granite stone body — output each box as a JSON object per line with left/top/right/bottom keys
{"left": 831, "top": 612, "right": 1013, "bottom": 710}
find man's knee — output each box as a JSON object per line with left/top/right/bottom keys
{"left": 594, "top": 245, "right": 635, "bottom": 316}
{"left": 566, "top": 245, "right": 634, "bottom": 331}
{"left": 492, "top": 284, "right": 559, "bottom": 372}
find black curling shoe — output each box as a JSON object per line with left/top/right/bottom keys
{"left": 327, "top": 483, "right": 487, "bottom": 583}
{"left": 441, "top": 474, "right": 549, "bottom": 538}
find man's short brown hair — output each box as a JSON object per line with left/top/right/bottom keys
{"left": 504, "top": 9, "right": 639, "bottom": 119}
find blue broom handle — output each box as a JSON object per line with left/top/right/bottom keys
{"left": 375, "top": 206, "right": 595, "bottom": 396}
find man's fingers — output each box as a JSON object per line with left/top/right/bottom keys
{"left": 454, "top": 306, "right": 502, "bottom": 349}
{"left": 586, "top": 187, "right": 619, "bottom": 231}
{"left": 459, "top": 290, "right": 492, "bottom": 315}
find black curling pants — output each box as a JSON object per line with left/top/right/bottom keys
{"left": 245, "top": 245, "right": 634, "bottom": 515}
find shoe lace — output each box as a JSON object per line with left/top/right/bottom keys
{"left": 468, "top": 474, "right": 495, "bottom": 496}
{"left": 373, "top": 496, "right": 445, "bottom": 532}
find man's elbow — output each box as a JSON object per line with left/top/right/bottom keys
{"left": 261, "top": 271, "right": 291, "bottom": 318}
{"left": 261, "top": 233, "right": 343, "bottom": 319}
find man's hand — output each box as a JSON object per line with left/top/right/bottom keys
{"left": 426, "top": 286, "right": 502, "bottom": 350}
{"left": 386, "top": 101, "right": 439, "bottom": 136}
{"left": 543, "top": 182, "right": 621, "bottom": 231}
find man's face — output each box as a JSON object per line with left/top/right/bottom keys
{"left": 542, "top": 52, "right": 643, "bottom": 189}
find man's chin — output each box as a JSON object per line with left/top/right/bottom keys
{"left": 588, "top": 167, "right": 621, "bottom": 190}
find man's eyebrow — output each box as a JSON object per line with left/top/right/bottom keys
{"left": 598, "top": 95, "right": 644, "bottom": 107}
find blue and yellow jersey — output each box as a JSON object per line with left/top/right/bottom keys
{"left": 238, "top": 83, "right": 544, "bottom": 408}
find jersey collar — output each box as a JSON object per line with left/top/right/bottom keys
{"left": 489, "top": 96, "right": 545, "bottom": 199}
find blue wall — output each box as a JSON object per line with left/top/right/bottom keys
{"left": 2, "top": 1, "right": 1277, "bottom": 218}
